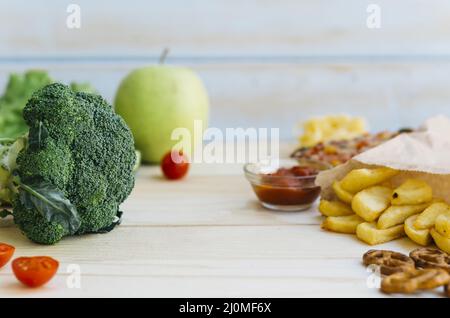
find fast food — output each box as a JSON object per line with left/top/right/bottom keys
{"left": 361, "top": 248, "right": 450, "bottom": 297}
{"left": 431, "top": 229, "right": 450, "bottom": 254}
{"left": 381, "top": 268, "right": 450, "bottom": 294}
{"left": 404, "top": 215, "right": 432, "bottom": 246}
{"left": 318, "top": 199, "right": 353, "bottom": 217}
{"left": 291, "top": 130, "right": 404, "bottom": 167}
{"left": 435, "top": 213, "right": 450, "bottom": 238}
{"left": 321, "top": 214, "right": 364, "bottom": 234}
{"left": 340, "top": 167, "right": 398, "bottom": 194}
{"left": 351, "top": 186, "right": 392, "bottom": 222}
{"left": 362, "top": 250, "right": 415, "bottom": 275}
{"left": 332, "top": 181, "right": 353, "bottom": 204}
{"left": 410, "top": 248, "right": 450, "bottom": 272}
{"left": 414, "top": 202, "right": 450, "bottom": 230}
{"left": 298, "top": 115, "right": 367, "bottom": 147}
{"left": 391, "top": 179, "right": 433, "bottom": 206}
{"left": 377, "top": 203, "right": 430, "bottom": 230}
{"left": 356, "top": 222, "right": 405, "bottom": 245}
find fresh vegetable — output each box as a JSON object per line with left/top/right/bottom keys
{"left": 12, "top": 256, "right": 59, "bottom": 287}
{"left": 1, "top": 83, "right": 136, "bottom": 244}
{"left": 0, "top": 243, "right": 15, "bottom": 268}
{"left": 0, "top": 70, "right": 97, "bottom": 140}
{"left": 0, "top": 136, "right": 27, "bottom": 204}
{"left": 0, "top": 71, "right": 52, "bottom": 139}
{"left": 161, "top": 150, "right": 189, "bottom": 180}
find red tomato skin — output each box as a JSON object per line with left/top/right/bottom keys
{"left": 12, "top": 256, "right": 59, "bottom": 288}
{"left": 161, "top": 151, "right": 190, "bottom": 180}
{"left": 0, "top": 243, "right": 15, "bottom": 268}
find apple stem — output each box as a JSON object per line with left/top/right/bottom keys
{"left": 159, "top": 48, "right": 170, "bottom": 64}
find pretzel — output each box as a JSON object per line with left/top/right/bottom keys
{"left": 410, "top": 248, "right": 450, "bottom": 273}
{"left": 363, "top": 249, "right": 415, "bottom": 275}
{"left": 381, "top": 269, "right": 450, "bottom": 294}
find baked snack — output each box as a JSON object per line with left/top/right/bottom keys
{"left": 410, "top": 248, "right": 450, "bottom": 273}
{"left": 381, "top": 268, "right": 450, "bottom": 294}
{"left": 363, "top": 250, "right": 415, "bottom": 275}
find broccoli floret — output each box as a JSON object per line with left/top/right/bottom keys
{"left": 13, "top": 83, "right": 136, "bottom": 244}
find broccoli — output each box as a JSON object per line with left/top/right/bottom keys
{"left": 5, "top": 83, "right": 136, "bottom": 244}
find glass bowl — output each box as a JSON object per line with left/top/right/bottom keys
{"left": 244, "top": 159, "right": 330, "bottom": 211}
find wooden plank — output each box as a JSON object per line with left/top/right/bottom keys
{"left": 1, "top": 62, "right": 450, "bottom": 140}
{"left": 0, "top": 225, "right": 430, "bottom": 297}
{"left": 1, "top": 0, "right": 450, "bottom": 57}
{"left": 0, "top": 224, "right": 420, "bottom": 262}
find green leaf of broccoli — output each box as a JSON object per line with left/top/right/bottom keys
{"left": 18, "top": 180, "right": 80, "bottom": 234}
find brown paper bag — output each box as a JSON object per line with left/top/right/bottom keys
{"left": 316, "top": 115, "right": 450, "bottom": 202}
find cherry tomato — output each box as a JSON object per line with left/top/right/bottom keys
{"left": 0, "top": 243, "right": 15, "bottom": 268}
{"left": 161, "top": 150, "right": 189, "bottom": 180}
{"left": 12, "top": 256, "right": 59, "bottom": 288}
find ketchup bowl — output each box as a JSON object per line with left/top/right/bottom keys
{"left": 244, "top": 159, "right": 330, "bottom": 211}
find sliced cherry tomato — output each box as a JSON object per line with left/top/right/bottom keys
{"left": 161, "top": 150, "right": 189, "bottom": 180}
{"left": 12, "top": 256, "right": 59, "bottom": 288}
{"left": 0, "top": 243, "right": 15, "bottom": 268}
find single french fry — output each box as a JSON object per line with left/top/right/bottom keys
{"left": 352, "top": 186, "right": 392, "bottom": 222}
{"left": 356, "top": 222, "right": 405, "bottom": 245}
{"left": 434, "top": 213, "right": 450, "bottom": 238}
{"left": 321, "top": 214, "right": 365, "bottom": 234}
{"left": 391, "top": 179, "right": 433, "bottom": 205}
{"left": 430, "top": 228, "right": 450, "bottom": 254}
{"left": 340, "top": 167, "right": 399, "bottom": 193}
{"left": 318, "top": 200, "right": 353, "bottom": 217}
{"left": 377, "top": 203, "right": 430, "bottom": 229}
{"left": 332, "top": 181, "right": 353, "bottom": 204}
{"left": 404, "top": 215, "right": 432, "bottom": 246}
{"left": 414, "top": 202, "right": 450, "bottom": 229}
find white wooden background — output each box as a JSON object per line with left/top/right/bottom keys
{"left": 1, "top": 0, "right": 450, "bottom": 139}
{"left": 0, "top": 0, "right": 450, "bottom": 298}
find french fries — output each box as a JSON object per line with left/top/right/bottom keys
{"left": 414, "top": 202, "right": 450, "bottom": 229}
{"left": 404, "top": 215, "right": 432, "bottom": 246}
{"left": 430, "top": 229, "right": 450, "bottom": 254}
{"left": 321, "top": 166, "right": 450, "bottom": 253}
{"left": 332, "top": 181, "right": 353, "bottom": 204}
{"left": 391, "top": 179, "right": 432, "bottom": 205}
{"left": 434, "top": 213, "right": 450, "bottom": 238}
{"left": 377, "top": 203, "right": 430, "bottom": 229}
{"left": 340, "top": 167, "right": 398, "bottom": 193}
{"left": 318, "top": 200, "right": 353, "bottom": 217}
{"left": 356, "top": 222, "right": 405, "bottom": 245}
{"left": 351, "top": 186, "right": 392, "bottom": 222}
{"left": 321, "top": 214, "right": 364, "bottom": 234}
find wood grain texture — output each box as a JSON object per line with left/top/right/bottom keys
{"left": 1, "top": 62, "right": 450, "bottom": 140}
{"left": 0, "top": 165, "right": 441, "bottom": 297}
{"left": 1, "top": 0, "right": 450, "bottom": 57}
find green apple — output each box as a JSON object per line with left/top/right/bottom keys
{"left": 114, "top": 66, "right": 209, "bottom": 163}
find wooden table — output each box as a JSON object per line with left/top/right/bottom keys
{"left": 0, "top": 158, "right": 441, "bottom": 298}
